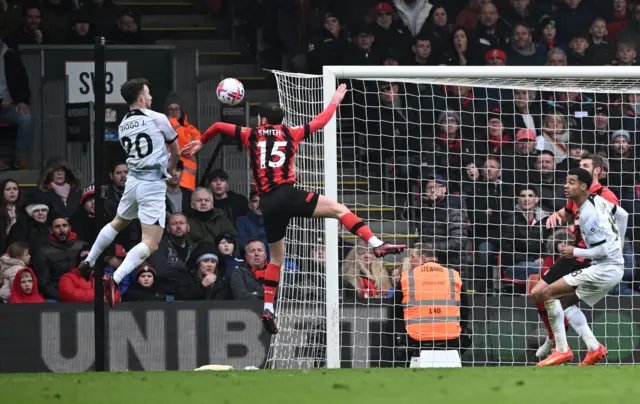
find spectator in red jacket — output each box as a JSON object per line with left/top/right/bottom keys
{"left": 8, "top": 267, "right": 43, "bottom": 304}
{"left": 58, "top": 246, "right": 120, "bottom": 303}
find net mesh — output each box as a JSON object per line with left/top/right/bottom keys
{"left": 266, "top": 69, "right": 640, "bottom": 369}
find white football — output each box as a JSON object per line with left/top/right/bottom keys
{"left": 216, "top": 78, "right": 245, "bottom": 106}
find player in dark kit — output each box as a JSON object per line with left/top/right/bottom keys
{"left": 531, "top": 154, "right": 619, "bottom": 362}
{"left": 182, "top": 84, "right": 406, "bottom": 334}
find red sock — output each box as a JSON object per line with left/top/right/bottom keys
{"left": 535, "top": 301, "right": 555, "bottom": 340}
{"left": 340, "top": 212, "right": 374, "bottom": 244}
{"left": 263, "top": 263, "right": 281, "bottom": 305}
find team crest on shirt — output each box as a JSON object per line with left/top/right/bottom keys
{"left": 241, "top": 127, "right": 249, "bottom": 132}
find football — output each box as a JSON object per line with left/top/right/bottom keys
{"left": 216, "top": 78, "right": 245, "bottom": 106}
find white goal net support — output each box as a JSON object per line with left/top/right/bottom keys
{"left": 265, "top": 66, "right": 640, "bottom": 369}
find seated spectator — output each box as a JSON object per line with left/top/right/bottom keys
{"left": 165, "top": 160, "right": 193, "bottom": 216}
{"left": 0, "top": 241, "right": 30, "bottom": 302}
{"left": 442, "top": 27, "right": 482, "bottom": 65}
{"left": 610, "top": 38, "right": 637, "bottom": 65}
{"left": 607, "top": 130, "right": 638, "bottom": 202}
{"left": 66, "top": 10, "right": 94, "bottom": 44}
{"left": 502, "top": 185, "right": 550, "bottom": 281}
{"left": 38, "top": 157, "right": 82, "bottom": 218}
{"left": 147, "top": 213, "right": 195, "bottom": 295}
{"left": 32, "top": 215, "right": 86, "bottom": 301}
{"left": 187, "top": 187, "right": 237, "bottom": 244}
{"left": 216, "top": 233, "right": 243, "bottom": 277}
{"left": 344, "top": 23, "right": 385, "bottom": 65}
{"left": 537, "top": 15, "right": 563, "bottom": 54}
{"left": 81, "top": 0, "right": 118, "bottom": 38}
{"left": 507, "top": 22, "right": 546, "bottom": 65}
{"left": 175, "top": 241, "right": 229, "bottom": 300}
{"left": 307, "top": 12, "right": 350, "bottom": 74}
{"left": 104, "top": 161, "right": 140, "bottom": 250}
{"left": 541, "top": 228, "right": 573, "bottom": 273}
{"left": 122, "top": 263, "right": 166, "bottom": 301}
{"left": 607, "top": 0, "right": 629, "bottom": 41}
{"left": 103, "top": 243, "right": 131, "bottom": 295}
{"left": 0, "top": 36, "right": 34, "bottom": 170}
{"left": 474, "top": 3, "right": 510, "bottom": 55}
{"left": 4, "top": 5, "right": 45, "bottom": 48}
{"left": 208, "top": 169, "right": 249, "bottom": 223}
{"left": 165, "top": 92, "right": 200, "bottom": 191}
{"left": 553, "top": 0, "right": 598, "bottom": 45}
{"left": 536, "top": 112, "right": 570, "bottom": 165}
{"left": 456, "top": 0, "right": 483, "bottom": 30}
{"left": 588, "top": 18, "right": 614, "bottom": 65}
{"left": 109, "top": 10, "right": 152, "bottom": 45}
{"left": 40, "top": 0, "right": 76, "bottom": 44}
{"left": 485, "top": 48, "right": 506, "bottom": 65}
{"left": 0, "top": 178, "right": 21, "bottom": 253}
{"left": 70, "top": 184, "right": 95, "bottom": 244}
{"left": 567, "top": 32, "right": 591, "bottom": 65}
{"left": 7, "top": 193, "right": 50, "bottom": 254}
{"left": 529, "top": 151, "right": 566, "bottom": 213}
{"left": 546, "top": 47, "right": 568, "bottom": 65}
{"left": 410, "top": 34, "right": 438, "bottom": 65}
{"left": 342, "top": 239, "right": 390, "bottom": 300}
{"left": 422, "top": 6, "right": 454, "bottom": 52}
{"left": 235, "top": 190, "right": 267, "bottom": 254}
{"left": 230, "top": 238, "right": 267, "bottom": 300}
{"left": 7, "top": 267, "right": 43, "bottom": 303}
{"left": 371, "top": 2, "right": 413, "bottom": 62}
{"left": 59, "top": 246, "right": 121, "bottom": 303}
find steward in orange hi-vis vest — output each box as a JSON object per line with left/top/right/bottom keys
{"left": 401, "top": 262, "right": 462, "bottom": 342}
{"left": 166, "top": 93, "right": 201, "bottom": 190}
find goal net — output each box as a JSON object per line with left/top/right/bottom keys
{"left": 266, "top": 66, "right": 640, "bottom": 369}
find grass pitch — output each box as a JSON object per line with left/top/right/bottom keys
{"left": 1, "top": 367, "right": 638, "bottom": 404}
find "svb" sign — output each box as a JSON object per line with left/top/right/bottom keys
{"left": 65, "top": 61, "right": 128, "bottom": 104}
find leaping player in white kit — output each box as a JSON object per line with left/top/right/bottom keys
{"left": 78, "top": 78, "right": 181, "bottom": 306}
{"left": 534, "top": 167, "right": 628, "bottom": 366}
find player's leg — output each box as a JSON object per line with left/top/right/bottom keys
{"left": 80, "top": 216, "right": 130, "bottom": 274}
{"left": 311, "top": 194, "right": 406, "bottom": 257}
{"left": 262, "top": 237, "right": 285, "bottom": 334}
{"left": 533, "top": 277, "right": 578, "bottom": 366}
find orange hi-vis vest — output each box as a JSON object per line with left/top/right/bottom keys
{"left": 401, "top": 263, "right": 462, "bottom": 342}
{"left": 169, "top": 115, "right": 201, "bottom": 190}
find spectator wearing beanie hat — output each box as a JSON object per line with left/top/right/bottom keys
{"left": 59, "top": 245, "right": 121, "bottom": 303}
{"left": 485, "top": 49, "right": 506, "bottom": 65}
{"left": 175, "top": 241, "right": 229, "bottom": 300}
{"left": 122, "top": 263, "right": 167, "bottom": 301}
{"left": 6, "top": 192, "right": 50, "bottom": 255}
{"left": 71, "top": 184, "right": 97, "bottom": 244}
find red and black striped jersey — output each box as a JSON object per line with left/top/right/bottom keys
{"left": 238, "top": 124, "right": 309, "bottom": 194}
{"left": 565, "top": 183, "right": 619, "bottom": 249}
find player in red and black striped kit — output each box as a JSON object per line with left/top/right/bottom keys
{"left": 531, "top": 154, "right": 618, "bottom": 365}
{"left": 182, "top": 84, "right": 406, "bottom": 334}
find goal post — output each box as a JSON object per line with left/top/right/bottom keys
{"left": 268, "top": 66, "right": 640, "bottom": 370}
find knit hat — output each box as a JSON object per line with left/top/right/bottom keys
{"left": 538, "top": 15, "right": 556, "bottom": 32}
{"left": 437, "top": 111, "right": 461, "bottom": 125}
{"left": 189, "top": 241, "right": 220, "bottom": 268}
{"left": 372, "top": 2, "right": 393, "bottom": 15}
{"left": 25, "top": 203, "right": 49, "bottom": 217}
{"left": 485, "top": 49, "right": 506, "bottom": 63}
{"left": 612, "top": 129, "right": 631, "bottom": 143}
{"left": 135, "top": 263, "right": 156, "bottom": 279}
{"left": 80, "top": 184, "right": 95, "bottom": 204}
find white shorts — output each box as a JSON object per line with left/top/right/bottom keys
{"left": 563, "top": 264, "right": 624, "bottom": 307}
{"left": 117, "top": 178, "right": 167, "bottom": 228}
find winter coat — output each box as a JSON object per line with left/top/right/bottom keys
{"left": 32, "top": 233, "right": 86, "bottom": 300}
{"left": 59, "top": 267, "right": 121, "bottom": 303}
{"left": 187, "top": 208, "right": 238, "bottom": 245}
{"left": 229, "top": 262, "right": 264, "bottom": 300}
{"left": 37, "top": 158, "right": 82, "bottom": 218}
{"left": 0, "top": 255, "right": 26, "bottom": 302}
{"left": 8, "top": 267, "right": 43, "bottom": 303}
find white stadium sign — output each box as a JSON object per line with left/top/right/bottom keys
{"left": 65, "top": 61, "right": 128, "bottom": 104}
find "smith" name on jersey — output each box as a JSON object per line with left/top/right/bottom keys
{"left": 258, "top": 128, "right": 281, "bottom": 137}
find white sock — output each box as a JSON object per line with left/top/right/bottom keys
{"left": 113, "top": 242, "right": 151, "bottom": 284}
{"left": 545, "top": 300, "right": 569, "bottom": 352}
{"left": 368, "top": 236, "right": 383, "bottom": 248}
{"left": 565, "top": 305, "right": 600, "bottom": 351}
{"left": 86, "top": 224, "right": 119, "bottom": 266}
{"left": 264, "top": 302, "right": 274, "bottom": 312}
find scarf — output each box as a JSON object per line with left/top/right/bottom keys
{"left": 51, "top": 182, "right": 71, "bottom": 204}
{"left": 542, "top": 130, "right": 570, "bottom": 164}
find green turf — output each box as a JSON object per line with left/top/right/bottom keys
{"left": 1, "top": 367, "right": 638, "bottom": 404}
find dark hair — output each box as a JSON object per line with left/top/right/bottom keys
{"left": 414, "top": 33, "right": 432, "bottom": 45}
{"left": 517, "top": 184, "right": 538, "bottom": 197}
{"left": 581, "top": 153, "right": 604, "bottom": 170}
{"left": 22, "top": 5, "right": 40, "bottom": 18}
{"left": 258, "top": 104, "right": 284, "bottom": 125}
{"left": 568, "top": 167, "right": 593, "bottom": 186}
{"left": 120, "top": 78, "right": 149, "bottom": 106}
{"left": 111, "top": 161, "right": 127, "bottom": 173}
{"left": 249, "top": 189, "right": 259, "bottom": 200}
{"left": 540, "top": 149, "right": 556, "bottom": 158}
{"left": 0, "top": 178, "right": 22, "bottom": 216}
{"left": 7, "top": 241, "right": 29, "bottom": 259}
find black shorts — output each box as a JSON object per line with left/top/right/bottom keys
{"left": 259, "top": 184, "right": 320, "bottom": 243}
{"left": 541, "top": 257, "right": 591, "bottom": 284}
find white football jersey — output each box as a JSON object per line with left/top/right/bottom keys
{"left": 578, "top": 194, "right": 624, "bottom": 266}
{"left": 118, "top": 109, "right": 177, "bottom": 181}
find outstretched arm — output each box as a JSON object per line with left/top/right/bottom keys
{"left": 306, "top": 84, "right": 348, "bottom": 135}
{"left": 182, "top": 122, "right": 238, "bottom": 156}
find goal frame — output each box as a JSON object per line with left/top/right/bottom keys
{"left": 320, "top": 65, "right": 640, "bottom": 369}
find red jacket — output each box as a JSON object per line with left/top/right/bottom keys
{"left": 59, "top": 268, "right": 121, "bottom": 303}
